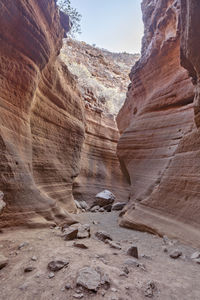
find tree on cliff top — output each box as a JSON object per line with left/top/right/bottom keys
{"left": 57, "top": 0, "right": 82, "bottom": 37}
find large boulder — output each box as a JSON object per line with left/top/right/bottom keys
{"left": 92, "top": 190, "right": 115, "bottom": 208}
{"left": 76, "top": 267, "right": 101, "bottom": 291}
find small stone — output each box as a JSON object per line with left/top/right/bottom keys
{"left": 73, "top": 293, "right": 84, "bottom": 299}
{"left": 24, "top": 266, "right": 35, "bottom": 272}
{"left": 73, "top": 242, "right": 88, "bottom": 249}
{"left": 111, "top": 288, "right": 117, "bottom": 292}
{"left": 18, "top": 242, "right": 29, "bottom": 250}
{"left": 90, "top": 205, "right": 100, "bottom": 212}
{"left": 101, "top": 290, "right": 106, "bottom": 296}
{"left": 124, "top": 258, "right": 139, "bottom": 267}
{"left": 75, "top": 200, "right": 81, "bottom": 209}
{"left": 112, "top": 202, "right": 126, "bottom": 211}
{"left": 141, "top": 254, "right": 152, "bottom": 260}
{"left": 31, "top": 256, "right": 37, "bottom": 261}
{"left": 169, "top": 250, "right": 182, "bottom": 259}
{"left": 119, "top": 271, "right": 127, "bottom": 277}
{"left": 127, "top": 246, "right": 138, "bottom": 258}
{"left": 77, "top": 267, "right": 101, "bottom": 291}
{"left": 125, "top": 286, "right": 130, "bottom": 290}
{"left": 48, "top": 272, "right": 55, "bottom": 278}
{"left": 63, "top": 228, "right": 78, "bottom": 241}
{"left": 111, "top": 296, "right": 118, "bottom": 300}
{"left": 191, "top": 251, "right": 200, "bottom": 260}
{"left": 79, "top": 200, "right": 89, "bottom": 211}
{"left": 48, "top": 260, "right": 69, "bottom": 271}
{"left": 95, "top": 231, "right": 112, "bottom": 242}
{"left": 162, "top": 235, "right": 169, "bottom": 245}
{"left": 65, "top": 284, "right": 71, "bottom": 290}
{"left": 103, "top": 204, "right": 112, "bottom": 212}
{"left": 99, "top": 207, "right": 105, "bottom": 212}
{"left": 162, "top": 246, "right": 168, "bottom": 253}
{"left": 0, "top": 255, "right": 8, "bottom": 270}
{"left": 107, "top": 240, "right": 121, "bottom": 250}
{"left": 101, "top": 273, "right": 111, "bottom": 290}
{"left": 77, "top": 224, "right": 90, "bottom": 239}
{"left": 122, "top": 266, "right": 129, "bottom": 274}
{"left": 19, "top": 283, "right": 29, "bottom": 290}
{"left": 92, "top": 221, "right": 99, "bottom": 225}
{"left": 194, "top": 258, "right": 200, "bottom": 264}
{"left": 144, "top": 281, "right": 156, "bottom": 298}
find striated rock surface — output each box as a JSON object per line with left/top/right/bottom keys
{"left": 117, "top": 0, "right": 200, "bottom": 245}
{"left": 60, "top": 40, "right": 131, "bottom": 205}
{"left": 0, "top": 0, "right": 85, "bottom": 227}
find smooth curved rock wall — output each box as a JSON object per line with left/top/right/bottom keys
{"left": 117, "top": 0, "right": 200, "bottom": 246}
{"left": 0, "top": 0, "right": 85, "bottom": 227}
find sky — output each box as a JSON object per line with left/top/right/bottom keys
{"left": 70, "top": 0, "right": 143, "bottom": 54}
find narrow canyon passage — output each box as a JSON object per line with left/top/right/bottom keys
{"left": 1, "top": 0, "right": 200, "bottom": 299}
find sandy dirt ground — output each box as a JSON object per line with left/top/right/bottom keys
{"left": 0, "top": 211, "right": 200, "bottom": 300}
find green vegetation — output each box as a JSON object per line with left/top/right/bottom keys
{"left": 57, "top": 0, "right": 82, "bottom": 37}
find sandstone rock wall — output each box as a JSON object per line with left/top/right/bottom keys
{"left": 0, "top": 0, "right": 85, "bottom": 227}
{"left": 73, "top": 108, "right": 130, "bottom": 205}
{"left": 117, "top": 0, "right": 200, "bottom": 245}
{"left": 60, "top": 39, "right": 131, "bottom": 205}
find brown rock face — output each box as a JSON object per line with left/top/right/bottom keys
{"left": 117, "top": 0, "right": 200, "bottom": 245}
{"left": 0, "top": 0, "right": 85, "bottom": 227}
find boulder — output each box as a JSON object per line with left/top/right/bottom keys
{"left": 93, "top": 190, "right": 115, "bottom": 207}
{"left": 76, "top": 267, "right": 101, "bottom": 291}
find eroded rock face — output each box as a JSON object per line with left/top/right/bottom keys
{"left": 117, "top": 0, "right": 200, "bottom": 245}
{"left": 0, "top": 0, "right": 84, "bottom": 227}
{"left": 60, "top": 39, "right": 131, "bottom": 205}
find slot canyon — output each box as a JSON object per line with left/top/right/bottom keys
{"left": 0, "top": 0, "right": 200, "bottom": 299}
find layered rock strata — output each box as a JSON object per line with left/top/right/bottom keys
{"left": 0, "top": 0, "right": 85, "bottom": 227}
{"left": 60, "top": 40, "right": 132, "bottom": 205}
{"left": 117, "top": 0, "right": 200, "bottom": 246}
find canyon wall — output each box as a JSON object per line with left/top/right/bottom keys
{"left": 0, "top": 0, "right": 85, "bottom": 227}
{"left": 61, "top": 40, "right": 131, "bottom": 205}
{"left": 117, "top": 0, "right": 200, "bottom": 246}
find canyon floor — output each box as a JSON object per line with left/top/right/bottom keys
{"left": 0, "top": 211, "right": 199, "bottom": 300}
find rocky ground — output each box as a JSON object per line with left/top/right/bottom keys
{"left": 0, "top": 211, "right": 200, "bottom": 300}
